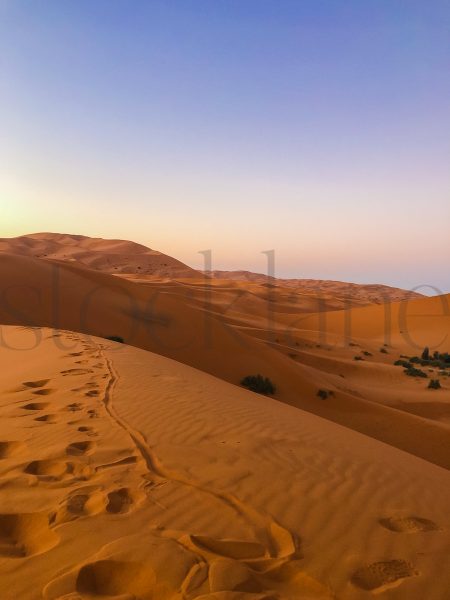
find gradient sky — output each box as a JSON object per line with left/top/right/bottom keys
{"left": 1, "top": 1, "right": 449, "bottom": 292}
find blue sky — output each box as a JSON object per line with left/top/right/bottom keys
{"left": 1, "top": 1, "right": 449, "bottom": 291}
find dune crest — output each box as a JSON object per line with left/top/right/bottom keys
{"left": 0, "top": 251, "right": 449, "bottom": 469}
{"left": 0, "top": 232, "right": 198, "bottom": 278}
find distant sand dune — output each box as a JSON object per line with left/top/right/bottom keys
{"left": 0, "top": 232, "right": 198, "bottom": 277}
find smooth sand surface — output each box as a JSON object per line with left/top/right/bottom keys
{"left": 1, "top": 326, "right": 449, "bottom": 599}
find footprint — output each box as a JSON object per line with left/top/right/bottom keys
{"left": 208, "top": 558, "right": 261, "bottom": 593}
{"left": 34, "top": 414, "right": 58, "bottom": 424}
{"left": 0, "top": 441, "right": 24, "bottom": 459}
{"left": 77, "top": 426, "right": 98, "bottom": 437}
{"left": 22, "top": 402, "right": 50, "bottom": 411}
{"left": 66, "top": 494, "right": 90, "bottom": 516}
{"left": 32, "top": 388, "right": 55, "bottom": 396}
{"left": 75, "top": 560, "right": 146, "bottom": 596}
{"left": 59, "top": 488, "right": 105, "bottom": 520}
{"left": 87, "top": 409, "right": 99, "bottom": 419}
{"left": 85, "top": 390, "right": 99, "bottom": 397}
{"left": 379, "top": 516, "right": 439, "bottom": 533}
{"left": 351, "top": 560, "right": 418, "bottom": 592}
{"left": 0, "top": 512, "right": 59, "bottom": 557}
{"left": 66, "top": 441, "right": 95, "bottom": 456}
{"left": 24, "top": 460, "right": 71, "bottom": 481}
{"left": 66, "top": 403, "right": 84, "bottom": 412}
{"left": 106, "top": 488, "right": 133, "bottom": 514}
{"left": 61, "top": 369, "right": 93, "bottom": 376}
{"left": 43, "top": 535, "right": 200, "bottom": 599}
{"left": 22, "top": 380, "right": 50, "bottom": 389}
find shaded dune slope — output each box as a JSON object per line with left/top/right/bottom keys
{"left": 0, "top": 253, "right": 449, "bottom": 468}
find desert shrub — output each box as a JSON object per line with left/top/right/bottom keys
{"left": 105, "top": 335, "right": 124, "bottom": 343}
{"left": 404, "top": 367, "right": 427, "bottom": 378}
{"left": 362, "top": 351, "right": 372, "bottom": 356}
{"left": 380, "top": 347, "right": 388, "bottom": 354}
{"left": 354, "top": 356, "right": 364, "bottom": 361}
{"left": 428, "top": 379, "right": 441, "bottom": 389}
{"left": 317, "top": 389, "right": 329, "bottom": 399}
{"left": 394, "top": 359, "right": 411, "bottom": 368}
{"left": 422, "top": 347, "right": 430, "bottom": 361}
{"left": 241, "top": 374, "right": 275, "bottom": 395}
{"left": 415, "top": 349, "right": 450, "bottom": 369}
{"left": 409, "top": 356, "right": 420, "bottom": 364}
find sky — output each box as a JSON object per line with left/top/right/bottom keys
{"left": 1, "top": 1, "right": 449, "bottom": 293}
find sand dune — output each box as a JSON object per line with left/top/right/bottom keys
{"left": 0, "top": 233, "right": 421, "bottom": 305}
{"left": 0, "top": 232, "right": 198, "bottom": 278}
{"left": 207, "top": 270, "right": 422, "bottom": 305}
{"left": 0, "top": 252, "right": 449, "bottom": 470}
{"left": 0, "top": 326, "right": 449, "bottom": 599}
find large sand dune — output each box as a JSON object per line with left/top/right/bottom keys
{"left": 0, "top": 232, "right": 198, "bottom": 278}
{"left": 0, "top": 252, "right": 449, "bottom": 470}
{"left": 0, "top": 233, "right": 421, "bottom": 305}
{"left": 1, "top": 326, "right": 449, "bottom": 599}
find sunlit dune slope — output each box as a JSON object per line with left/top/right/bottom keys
{"left": 0, "top": 326, "right": 449, "bottom": 599}
{"left": 0, "top": 253, "right": 449, "bottom": 469}
{"left": 0, "top": 232, "right": 197, "bottom": 277}
{"left": 0, "top": 232, "right": 422, "bottom": 305}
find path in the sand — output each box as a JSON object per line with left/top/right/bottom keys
{"left": 0, "top": 328, "right": 329, "bottom": 599}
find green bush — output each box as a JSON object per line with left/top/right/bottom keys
{"left": 428, "top": 379, "right": 441, "bottom": 389}
{"left": 404, "top": 367, "right": 427, "bottom": 378}
{"left": 394, "top": 359, "right": 411, "bottom": 368}
{"left": 422, "top": 347, "right": 430, "bottom": 361}
{"left": 241, "top": 374, "right": 275, "bottom": 395}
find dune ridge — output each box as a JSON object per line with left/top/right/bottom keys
{"left": 0, "top": 233, "right": 422, "bottom": 305}
{"left": 207, "top": 270, "right": 423, "bottom": 304}
{"left": 0, "top": 232, "right": 198, "bottom": 278}
{"left": 0, "top": 251, "right": 449, "bottom": 470}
